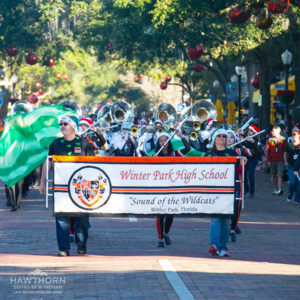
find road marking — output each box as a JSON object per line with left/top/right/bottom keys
{"left": 128, "top": 216, "right": 138, "bottom": 222}
{"left": 158, "top": 259, "right": 194, "bottom": 300}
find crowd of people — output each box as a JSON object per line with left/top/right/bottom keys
{"left": 1, "top": 106, "right": 300, "bottom": 258}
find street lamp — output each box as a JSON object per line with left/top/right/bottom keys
{"left": 235, "top": 66, "right": 243, "bottom": 126}
{"left": 281, "top": 49, "right": 293, "bottom": 118}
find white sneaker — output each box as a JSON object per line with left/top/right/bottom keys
{"left": 286, "top": 198, "right": 291, "bottom": 203}
{"left": 272, "top": 189, "right": 278, "bottom": 195}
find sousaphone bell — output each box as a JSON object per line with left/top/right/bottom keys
{"left": 191, "top": 99, "right": 216, "bottom": 124}
{"left": 155, "top": 103, "right": 176, "bottom": 129}
{"left": 11, "top": 100, "right": 34, "bottom": 115}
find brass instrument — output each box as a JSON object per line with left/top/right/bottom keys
{"left": 131, "top": 125, "right": 139, "bottom": 135}
{"left": 193, "top": 121, "right": 201, "bottom": 131}
{"left": 97, "top": 104, "right": 112, "bottom": 129}
{"left": 191, "top": 99, "right": 216, "bottom": 124}
{"left": 156, "top": 126, "right": 165, "bottom": 134}
{"left": 155, "top": 103, "right": 176, "bottom": 129}
{"left": 111, "top": 100, "right": 134, "bottom": 124}
{"left": 11, "top": 100, "right": 34, "bottom": 115}
{"left": 61, "top": 100, "right": 82, "bottom": 119}
{"left": 240, "top": 117, "right": 254, "bottom": 131}
{"left": 189, "top": 131, "right": 199, "bottom": 141}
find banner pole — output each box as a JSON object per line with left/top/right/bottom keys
{"left": 240, "top": 156, "right": 245, "bottom": 209}
{"left": 46, "top": 155, "right": 49, "bottom": 208}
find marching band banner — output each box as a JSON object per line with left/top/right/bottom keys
{"left": 52, "top": 156, "right": 237, "bottom": 216}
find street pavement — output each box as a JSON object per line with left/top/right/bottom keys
{"left": 1, "top": 170, "right": 300, "bottom": 300}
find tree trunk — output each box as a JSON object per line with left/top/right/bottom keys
{"left": 259, "top": 62, "right": 272, "bottom": 130}
{"left": 290, "top": 17, "right": 300, "bottom": 123}
{"left": 246, "top": 62, "right": 259, "bottom": 119}
{"left": 0, "top": 90, "right": 10, "bottom": 120}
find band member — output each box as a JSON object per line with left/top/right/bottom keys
{"left": 111, "top": 129, "right": 139, "bottom": 156}
{"left": 153, "top": 129, "right": 191, "bottom": 247}
{"left": 79, "top": 117, "right": 108, "bottom": 154}
{"left": 226, "top": 130, "right": 245, "bottom": 243}
{"left": 40, "top": 115, "right": 95, "bottom": 256}
{"left": 243, "top": 125, "right": 261, "bottom": 198}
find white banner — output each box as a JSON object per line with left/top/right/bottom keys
{"left": 52, "top": 156, "right": 237, "bottom": 215}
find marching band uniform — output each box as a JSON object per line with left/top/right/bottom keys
{"left": 227, "top": 130, "right": 245, "bottom": 243}
{"left": 154, "top": 131, "right": 191, "bottom": 247}
{"left": 243, "top": 125, "right": 262, "bottom": 198}
{"left": 112, "top": 130, "right": 138, "bottom": 156}
{"left": 79, "top": 118, "right": 107, "bottom": 154}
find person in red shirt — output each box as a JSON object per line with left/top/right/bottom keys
{"left": 266, "top": 126, "right": 287, "bottom": 195}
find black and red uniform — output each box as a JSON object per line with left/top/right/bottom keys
{"left": 155, "top": 138, "right": 191, "bottom": 241}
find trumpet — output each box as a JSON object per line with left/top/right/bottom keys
{"left": 156, "top": 126, "right": 165, "bottom": 134}
{"left": 193, "top": 121, "right": 201, "bottom": 131}
{"left": 131, "top": 126, "right": 139, "bottom": 135}
{"left": 189, "top": 131, "right": 199, "bottom": 141}
{"left": 146, "top": 125, "right": 166, "bottom": 134}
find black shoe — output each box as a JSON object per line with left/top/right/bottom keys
{"left": 157, "top": 241, "right": 165, "bottom": 247}
{"left": 277, "top": 189, "right": 283, "bottom": 196}
{"left": 58, "top": 249, "right": 70, "bottom": 257}
{"left": 164, "top": 235, "right": 172, "bottom": 246}
{"left": 230, "top": 232, "right": 237, "bottom": 243}
{"left": 11, "top": 206, "right": 17, "bottom": 211}
{"left": 77, "top": 243, "right": 87, "bottom": 254}
{"left": 235, "top": 227, "right": 242, "bottom": 235}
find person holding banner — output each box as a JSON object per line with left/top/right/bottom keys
{"left": 206, "top": 127, "right": 239, "bottom": 257}
{"left": 153, "top": 129, "right": 191, "bottom": 247}
{"left": 39, "top": 115, "right": 95, "bottom": 257}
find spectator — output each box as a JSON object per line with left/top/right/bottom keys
{"left": 293, "top": 155, "right": 300, "bottom": 205}
{"left": 284, "top": 126, "right": 300, "bottom": 204}
{"left": 266, "top": 126, "right": 287, "bottom": 195}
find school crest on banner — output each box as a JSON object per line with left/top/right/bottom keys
{"left": 69, "top": 166, "right": 111, "bottom": 210}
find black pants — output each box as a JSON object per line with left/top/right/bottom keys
{"left": 5, "top": 180, "right": 24, "bottom": 209}
{"left": 156, "top": 215, "right": 174, "bottom": 239}
{"left": 231, "top": 200, "right": 242, "bottom": 231}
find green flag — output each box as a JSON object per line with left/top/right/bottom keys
{"left": 148, "top": 138, "right": 205, "bottom": 157}
{"left": 0, "top": 104, "right": 75, "bottom": 187}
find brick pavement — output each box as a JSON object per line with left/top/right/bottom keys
{"left": 0, "top": 171, "right": 300, "bottom": 300}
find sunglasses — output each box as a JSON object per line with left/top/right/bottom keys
{"left": 59, "top": 123, "right": 69, "bottom": 127}
{"left": 217, "top": 134, "right": 227, "bottom": 138}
